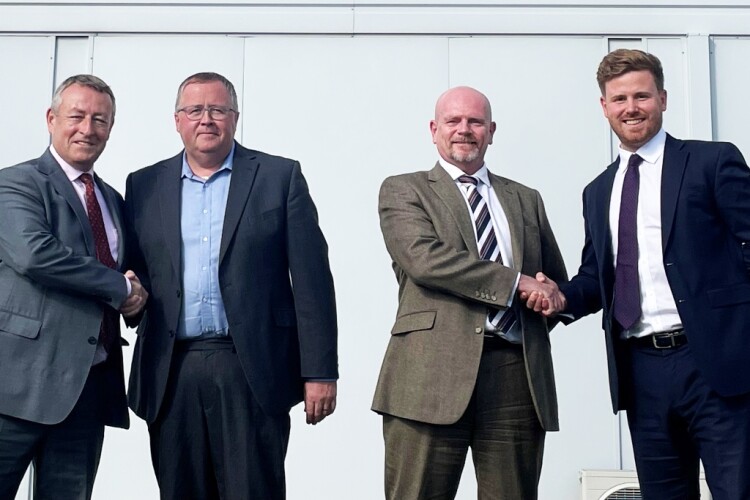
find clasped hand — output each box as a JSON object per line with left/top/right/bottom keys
{"left": 517, "top": 272, "right": 566, "bottom": 317}
{"left": 120, "top": 270, "right": 148, "bottom": 318}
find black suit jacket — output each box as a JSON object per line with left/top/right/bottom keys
{"left": 125, "top": 143, "right": 338, "bottom": 423}
{"left": 561, "top": 135, "right": 750, "bottom": 411}
{"left": 0, "top": 149, "right": 129, "bottom": 427}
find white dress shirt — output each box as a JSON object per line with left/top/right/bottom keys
{"left": 51, "top": 145, "right": 127, "bottom": 363}
{"left": 439, "top": 159, "right": 522, "bottom": 343}
{"left": 608, "top": 129, "right": 682, "bottom": 338}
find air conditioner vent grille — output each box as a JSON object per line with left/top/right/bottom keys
{"left": 603, "top": 487, "right": 642, "bottom": 500}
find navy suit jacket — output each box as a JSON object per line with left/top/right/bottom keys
{"left": 0, "top": 149, "right": 130, "bottom": 427}
{"left": 561, "top": 135, "right": 750, "bottom": 411}
{"left": 125, "top": 142, "right": 338, "bottom": 423}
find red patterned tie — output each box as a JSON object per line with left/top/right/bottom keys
{"left": 80, "top": 173, "right": 118, "bottom": 352}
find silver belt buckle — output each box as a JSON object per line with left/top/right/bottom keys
{"left": 652, "top": 331, "right": 679, "bottom": 349}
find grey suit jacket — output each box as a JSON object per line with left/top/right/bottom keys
{"left": 0, "top": 149, "right": 130, "bottom": 427}
{"left": 372, "top": 164, "right": 567, "bottom": 431}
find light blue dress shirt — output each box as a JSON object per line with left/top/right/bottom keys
{"left": 176, "top": 145, "right": 234, "bottom": 340}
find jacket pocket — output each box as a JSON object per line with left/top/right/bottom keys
{"left": 0, "top": 309, "right": 42, "bottom": 339}
{"left": 707, "top": 283, "right": 750, "bottom": 308}
{"left": 391, "top": 310, "right": 436, "bottom": 335}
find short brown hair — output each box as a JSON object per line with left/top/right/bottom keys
{"left": 596, "top": 49, "right": 664, "bottom": 94}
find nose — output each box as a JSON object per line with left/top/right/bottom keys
{"left": 77, "top": 116, "right": 95, "bottom": 135}
{"left": 457, "top": 119, "right": 471, "bottom": 133}
{"left": 199, "top": 108, "right": 215, "bottom": 124}
{"left": 625, "top": 97, "right": 638, "bottom": 113}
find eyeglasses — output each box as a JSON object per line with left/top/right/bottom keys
{"left": 176, "top": 105, "right": 236, "bottom": 121}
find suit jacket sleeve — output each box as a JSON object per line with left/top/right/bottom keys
{"left": 379, "top": 174, "right": 518, "bottom": 307}
{"left": 560, "top": 184, "right": 604, "bottom": 320}
{"left": 286, "top": 162, "right": 338, "bottom": 379}
{"left": 714, "top": 142, "right": 750, "bottom": 275}
{"left": 0, "top": 166, "right": 128, "bottom": 309}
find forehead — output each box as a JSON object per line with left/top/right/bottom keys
{"left": 59, "top": 84, "right": 112, "bottom": 112}
{"left": 604, "top": 70, "right": 659, "bottom": 95}
{"left": 437, "top": 92, "right": 489, "bottom": 120}
{"left": 179, "top": 81, "right": 232, "bottom": 104}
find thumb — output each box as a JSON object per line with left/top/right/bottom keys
{"left": 535, "top": 272, "right": 550, "bottom": 283}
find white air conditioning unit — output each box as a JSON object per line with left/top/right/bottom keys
{"left": 580, "top": 469, "right": 711, "bottom": 500}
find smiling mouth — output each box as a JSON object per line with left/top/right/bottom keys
{"left": 624, "top": 118, "right": 645, "bottom": 125}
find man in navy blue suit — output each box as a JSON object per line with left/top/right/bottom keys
{"left": 125, "top": 72, "right": 338, "bottom": 500}
{"left": 525, "top": 49, "right": 750, "bottom": 499}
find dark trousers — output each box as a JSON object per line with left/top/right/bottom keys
{"left": 0, "top": 365, "right": 107, "bottom": 500}
{"left": 149, "top": 338, "right": 291, "bottom": 500}
{"left": 383, "top": 342, "right": 545, "bottom": 500}
{"left": 626, "top": 340, "right": 750, "bottom": 500}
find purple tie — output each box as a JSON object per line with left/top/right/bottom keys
{"left": 80, "top": 173, "right": 118, "bottom": 352}
{"left": 613, "top": 154, "right": 644, "bottom": 330}
{"left": 458, "top": 175, "right": 516, "bottom": 333}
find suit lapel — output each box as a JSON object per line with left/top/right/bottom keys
{"left": 157, "top": 156, "right": 184, "bottom": 279}
{"left": 38, "top": 149, "right": 96, "bottom": 256}
{"left": 428, "top": 164, "right": 479, "bottom": 258}
{"left": 595, "top": 160, "right": 618, "bottom": 307}
{"left": 220, "top": 146, "right": 259, "bottom": 264}
{"left": 660, "top": 135, "right": 688, "bottom": 253}
{"left": 490, "top": 174, "right": 523, "bottom": 272}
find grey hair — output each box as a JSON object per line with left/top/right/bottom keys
{"left": 50, "top": 74, "right": 116, "bottom": 121}
{"left": 175, "top": 72, "right": 239, "bottom": 112}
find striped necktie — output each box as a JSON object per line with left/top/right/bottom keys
{"left": 458, "top": 175, "right": 516, "bottom": 333}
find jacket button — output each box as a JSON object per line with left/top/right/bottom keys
{"left": 475, "top": 291, "right": 481, "bottom": 297}
{"left": 169, "top": 330, "right": 175, "bottom": 337}
{"left": 475, "top": 327, "right": 483, "bottom": 334}
{"left": 491, "top": 295, "right": 497, "bottom": 301}
{"left": 176, "top": 290, "right": 181, "bottom": 298}
{"left": 88, "top": 336, "right": 97, "bottom": 345}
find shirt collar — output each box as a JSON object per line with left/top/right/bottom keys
{"left": 618, "top": 128, "right": 666, "bottom": 168}
{"left": 50, "top": 144, "right": 95, "bottom": 182}
{"left": 438, "top": 158, "right": 491, "bottom": 187}
{"left": 181, "top": 143, "right": 235, "bottom": 180}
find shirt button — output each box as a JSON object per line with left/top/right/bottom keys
{"left": 475, "top": 327, "right": 483, "bottom": 334}
{"left": 202, "top": 237, "right": 208, "bottom": 242}
{"left": 203, "top": 209, "right": 208, "bottom": 214}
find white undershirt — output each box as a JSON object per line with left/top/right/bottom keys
{"left": 51, "top": 145, "right": 126, "bottom": 363}
{"left": 608, "top": 129, "right": 682, "bottom": 338}
{"left": 439, "top": 159, "right": 522, "bottom": 343}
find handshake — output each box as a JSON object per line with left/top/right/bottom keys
{"left": 517, "top": 272, "right": 566, "bottom": 317}
{"left": 120, "top": 270, "right": 149, "bottom": 318}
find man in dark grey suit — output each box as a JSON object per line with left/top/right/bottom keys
{"left": 373, "top": 86, "right": 567, "bottom": 500}
{"left": 125, "top": 72, "right": 338, "bottom": 500}
{"left": 0, "top": 74, "right": 148, "bottom": 500}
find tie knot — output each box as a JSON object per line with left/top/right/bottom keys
{"left": 80, "top": 173, "right": 94, "bottom": 188}
{"left": 458, "top": 175, "right": 478, "bottom": 187}
{"left": 627, "top": 154, "right": 644, "bottom": 169}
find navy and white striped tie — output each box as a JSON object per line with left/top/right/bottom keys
{"left": 458, "top": 175, "right": 516, "bottom": 333}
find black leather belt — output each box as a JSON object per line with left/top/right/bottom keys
{"left": 630, "top": 329, "right": 687, "bottom": 349}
